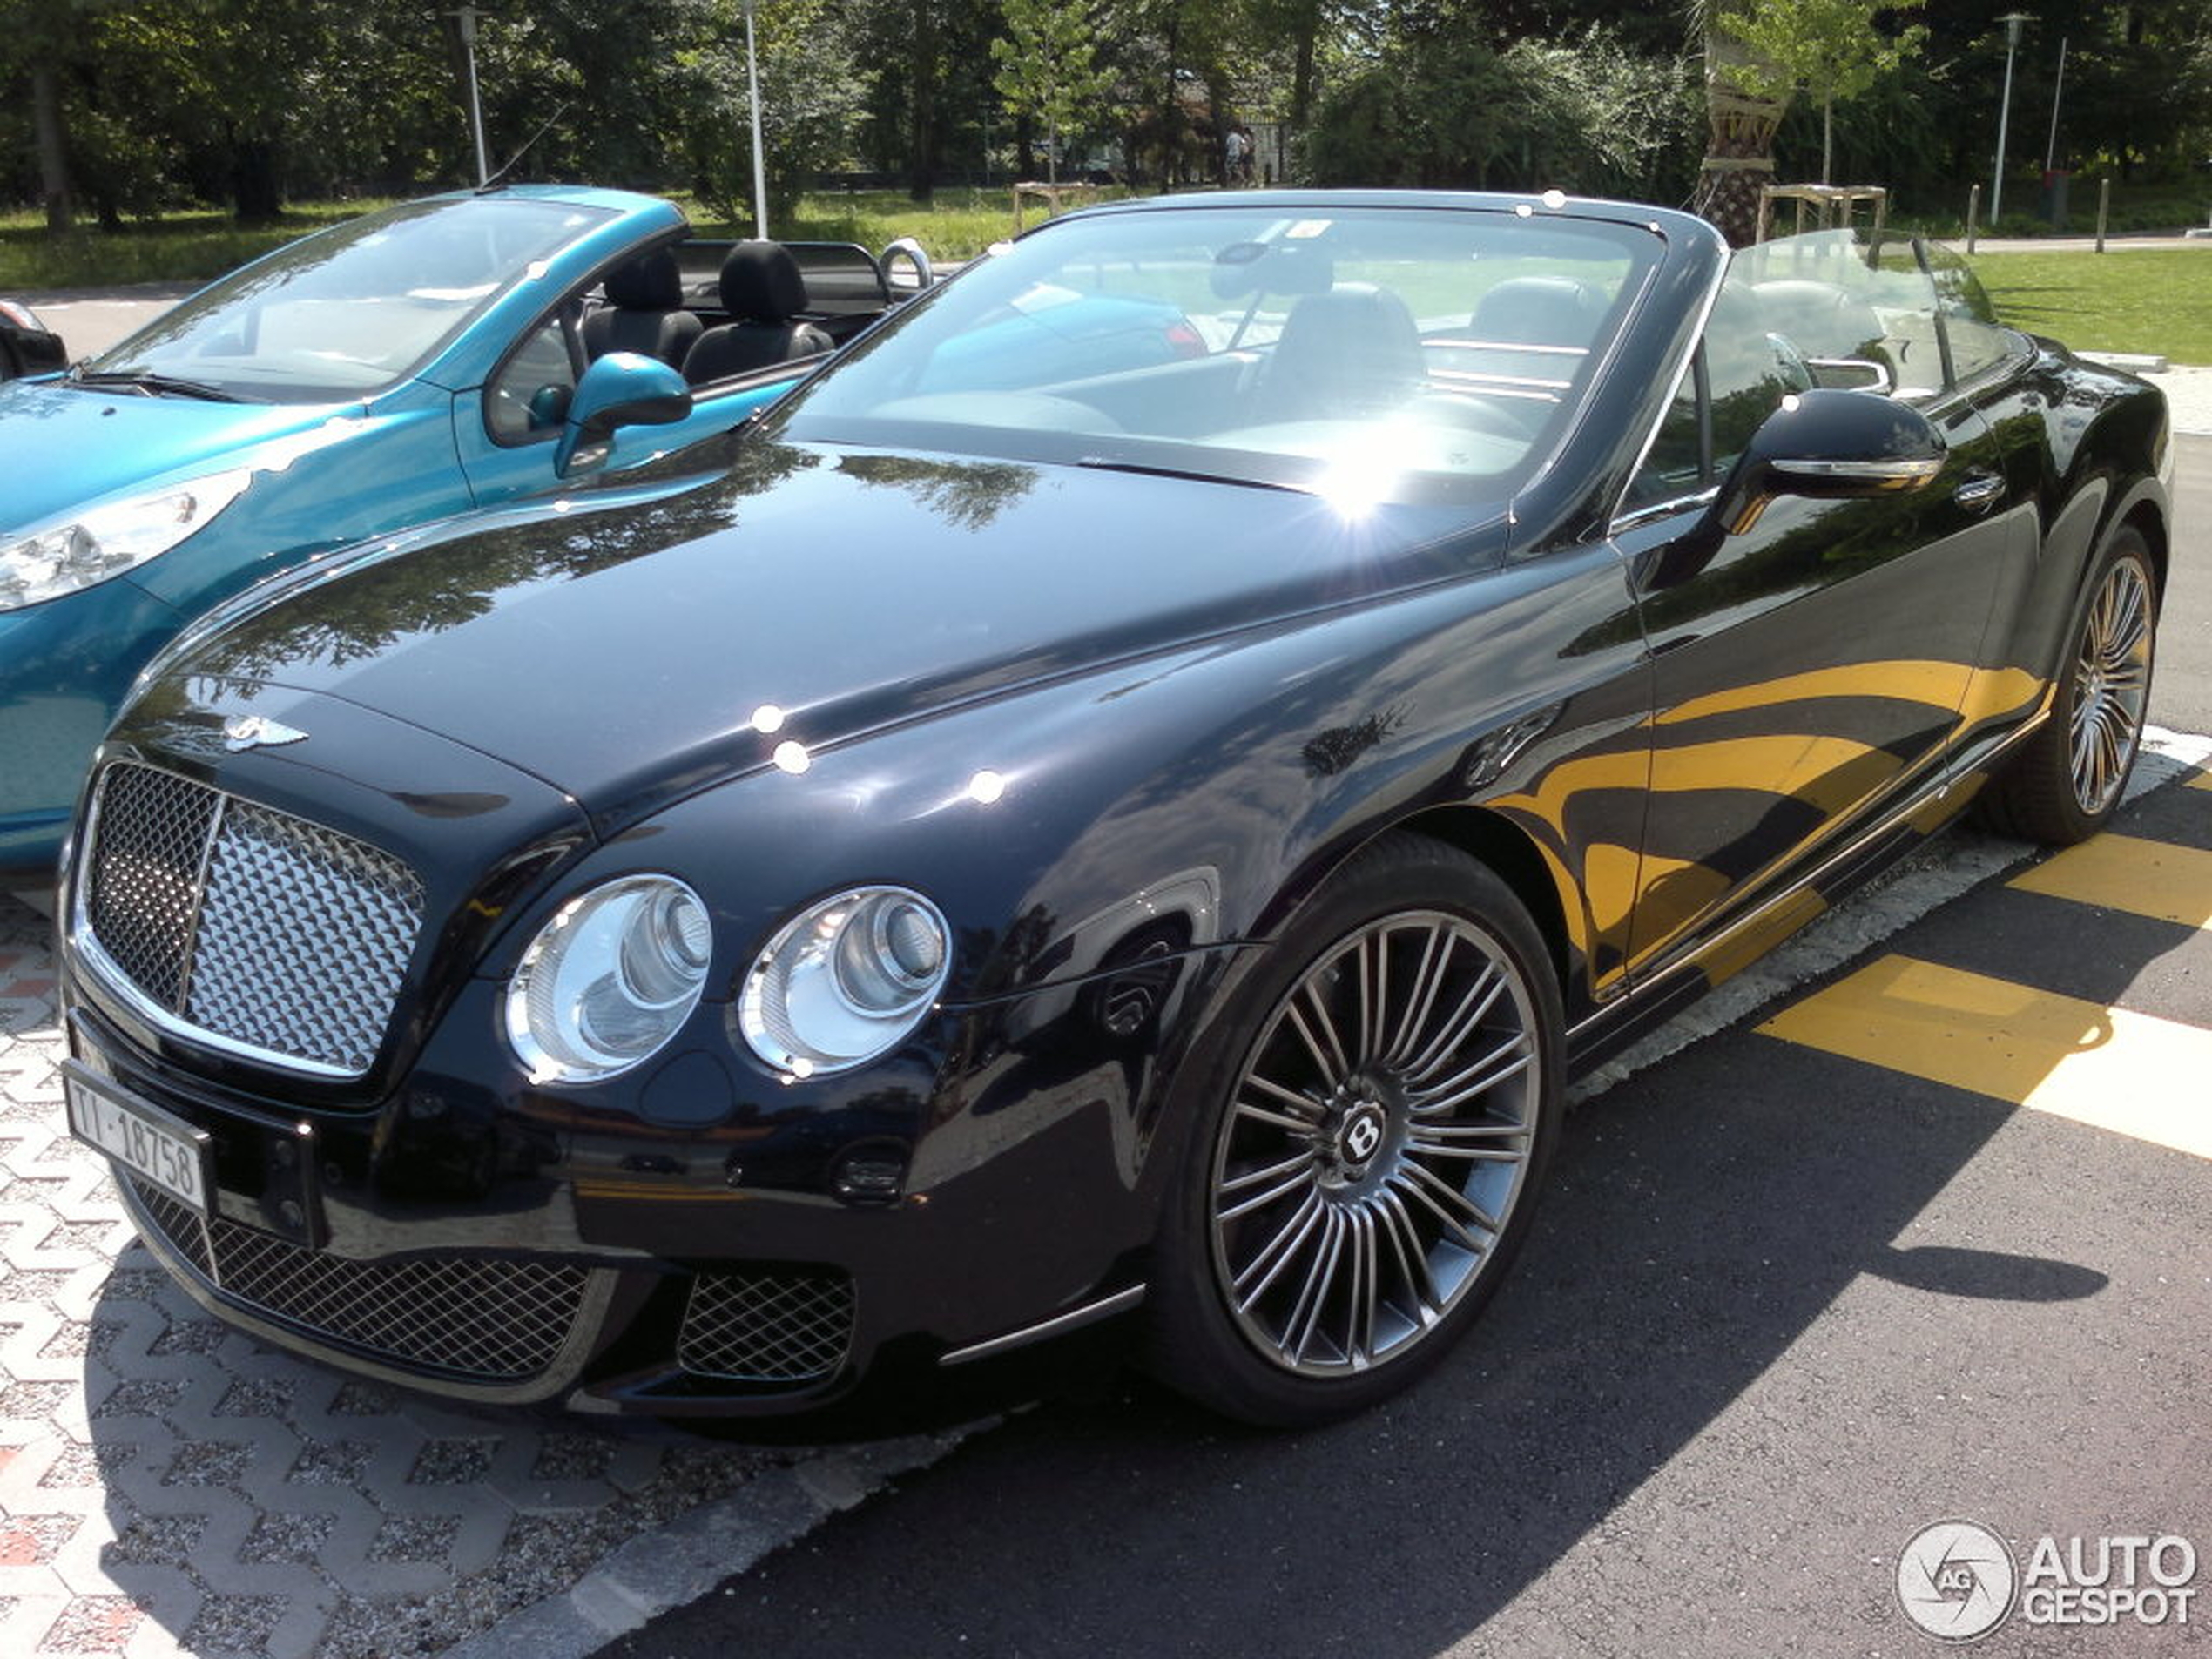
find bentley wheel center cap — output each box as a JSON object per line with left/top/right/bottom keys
{"left": 1338, "top": 1101, "right": 1388, "bottom": 1170}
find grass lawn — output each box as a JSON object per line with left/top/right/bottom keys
{"left": 0, "top": 185, "right": 1130, "bottom": 293}
{"left": 0, "top": 199, "right": 402, "bottom": 291}
{"left": 1969, "top": 246, "right": 2212, "bottom": 364}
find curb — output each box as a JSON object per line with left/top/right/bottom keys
{"left": 444, "top": 1425, "right": 986, "bottom": 1659}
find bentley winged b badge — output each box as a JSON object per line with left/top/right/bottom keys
{"left": 221, "top": 714, "right": 309, "bottom": 752}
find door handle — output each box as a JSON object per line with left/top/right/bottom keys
{"left": 1953, "top": 472, "right": 2006, "bottom": 513}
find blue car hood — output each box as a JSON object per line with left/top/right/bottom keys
{"left": 0, "top": 378, "right": 365, "bottom": 536}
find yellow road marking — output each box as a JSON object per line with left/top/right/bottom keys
{"left": 2187, "top": 770, "right": 2212, "bottom": 793}
{"left": 1757, "top": 954, "right": 2212, "bottom": 1161}
{"left": 2007, "top": 833, "right": 2212, "bottom": 929}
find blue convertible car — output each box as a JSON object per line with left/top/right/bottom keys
{"left": 0, "top": 185, "right": 923, "bottom": 881}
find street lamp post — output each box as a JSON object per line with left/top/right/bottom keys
{"left": 448, "top": 5, "right": 490, "bottom": 188}
{"left": 742, "top": 0, "right": 769, "bottom": 239}
{"left": 1992, "top": 12, "right": 2032, "bottom": 222}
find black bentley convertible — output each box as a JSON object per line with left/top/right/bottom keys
{"left": 57, "top": 192, "right": 2169, "bottom": 1426}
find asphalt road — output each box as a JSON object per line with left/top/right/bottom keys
{"left": 585, "top": 448, "right": 2212, "bottom": 1657}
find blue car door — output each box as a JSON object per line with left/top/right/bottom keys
{"left": 450, "top": 296, "right": 812, "bottom": 509}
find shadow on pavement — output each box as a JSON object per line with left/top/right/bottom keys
{"left": 588, "top": 1028, "right": 2100, "bottom": 1659}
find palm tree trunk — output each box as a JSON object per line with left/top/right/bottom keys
{"left": 1690, "top": 28, "right": 1787, "bottom": 248}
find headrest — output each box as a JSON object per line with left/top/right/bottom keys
{"left": 719, "top": 241, "right": 808, "bottom": 324}
{"left": 604, "top": 247, "right": 686, "bottom": 310}
{"left": 1210, "top": 240, "right": 1335, "bottom": 300}
{"left": 1470, "top": 276, "right": 1604, "bottom": 344}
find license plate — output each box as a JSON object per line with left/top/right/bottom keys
{"left": 63, "top": 1062, "right": 212, "bottom": 1217}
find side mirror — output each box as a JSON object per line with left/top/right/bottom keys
{"left": 1719, "top": 387, "right": 1943, "bottom": 536}
{"left": 555, "top": 351, "right": 693, "bottom": 475}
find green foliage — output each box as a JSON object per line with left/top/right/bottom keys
{"left": 3, "top": 0, "right": 2210, "bottom": 233}
{"left": 1720, "top": 0, "right": 1926, "bottom": 112}
{"left": 1720, "top": 0, "right": 1926, "bottom": 183}
{"left": 990, "top": 0, "right": 1115, "bottom": 183}
{"left": 1305, "top": 24, "right": 1697, "bottom": 199}
{"left": 670, "top": 0, "right": 873, "bottom": 228}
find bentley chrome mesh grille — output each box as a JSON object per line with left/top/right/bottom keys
{"left": 127, "top": 1177, "right": 590, "bottom": 1382}
{"left": 678, "top": 1269, "right": 855, "bottom": 1384}
{"left": 83, "top": 763, "right": 424, "bottom": 1076}
{"left": 84, "top": 762, "right": 220, "bottom": 1008}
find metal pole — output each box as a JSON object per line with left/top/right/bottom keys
{"left": 2095, "top": 177, "right": 2111, "bottom": 252}
{"left": 743, "top": 0, "right": 769, "bottom": 239}
{"left": 1993, "top": 13, "right": 2031, "bottom": 222}
{"left": 453, "top": 6, "right": 489, "bottom": 187}
{"left": 2044, "top": 36, "right": 2067, "bottom": 172}
{"left": 1966, "top": 183, "right": 1980, "bottom": 253}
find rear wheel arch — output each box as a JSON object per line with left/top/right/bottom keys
{"left": 2119, "top": 499, "right": 2168, "bottom": 604}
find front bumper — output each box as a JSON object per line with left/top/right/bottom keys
{"left": 63, "top": 961, "right": 1168, "bottom": 1420}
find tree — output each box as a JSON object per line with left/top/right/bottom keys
{"left": 992, "top": 0, "right": 1116, "bottom": 185}
{"left": 669, "top": 0, "right": 873, "bottom": 226}
{"left": 1721, "top": 0, "right": 1925, "bottom": 185}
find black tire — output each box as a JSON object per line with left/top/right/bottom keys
{"left": 1145, "top": 833, "right": 1562, "bottom": 1427}
{"left": 1977, "top": 528, "right": 2158, "bottom": 845}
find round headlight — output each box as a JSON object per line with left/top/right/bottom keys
{"left": 738, "top": 887, "right": 951, "bottom": 1076}
{"left": 506, "top": 875, "right": 711, "bottom": 1083}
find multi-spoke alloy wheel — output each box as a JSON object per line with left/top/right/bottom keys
{"left": 1978, "top": 529, "right": 2159, "bottom": 846}
{"left": 1149, "top": 835, "right": 1559, "bottom": 1426}
{"left": 2066, "top": 550, "right": 2153, "bottom": 818}
{"left": 1211, "top": 911, "right": 1538, "bottom": 1376}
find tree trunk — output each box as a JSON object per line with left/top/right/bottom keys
{"left": 1157, "top": 6, "right": 1180, "bottom": 194}
{"left": 1691, "top": 30, "right": 1786, "bottom": 248}
{"left": 1822, "top": 97, "right": 1833, "bottom": 185}
{"left": 231, "top": 138, "right": 284, "bottom": 225}
{"left": 1291, "top": 3, "right": 1318, "bottom": 128}
{"left": 31, "top": 64, "right": 73, "bottom": 235}
{"left": 1016, "top": 114, "right": 1036, "bottom": 184}
{"left": 907, "top": 0, "right": 938, "bottom": 202}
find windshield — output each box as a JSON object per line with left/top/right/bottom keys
{"left": 774, "top": 203, "right": 1659, "bottom": 507}
{"left": 82, "top": 196, "right": 612, "bottom": 403}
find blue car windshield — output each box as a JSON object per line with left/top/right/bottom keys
{"left": 775, "top": 202, "right": 1660, "bottom": 505}
{"left": 80, "top": 197, "right": 611, "bottom": 404}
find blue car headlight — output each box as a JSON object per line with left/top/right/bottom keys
{"left": 739, "top": 887, "right": 952, "bottom": 1076}
{"left": 0, "top": 469, "right": 251, "bottom": 611}
{"left": 505, "top": 875, "right": 713, "bottom": 1084}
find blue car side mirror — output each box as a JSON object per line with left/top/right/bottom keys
{"left": 555, "top": 351, "right": 694, "bottom": 476}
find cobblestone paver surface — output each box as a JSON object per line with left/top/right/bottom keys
{"left": 0, "top": 893, "right": 948, "bottom": 1658}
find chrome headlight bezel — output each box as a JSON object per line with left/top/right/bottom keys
{"left": 504, "top": 874, "right": 713, "bottom": 1085}
{"left": 0, "top": 469, "right": 252, "bottom": 612}
{"left": 738, "top": 886, "right": 953, "bottom": 1077}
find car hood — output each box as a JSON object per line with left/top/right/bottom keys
{"left": 0, "top": 377, "right": 363, "bottom": 535}
{"left": 171, "top": 438, "right": 1507, "bottom": 832}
